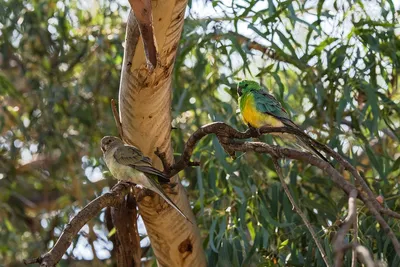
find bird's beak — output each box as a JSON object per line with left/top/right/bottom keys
{"left": 237, "top": 86, "right": 242, "bottom": 96}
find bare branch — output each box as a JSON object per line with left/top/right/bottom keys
{"left": 23, "top": 258, "right": 41, "bottom": 265}
{"left": 334, "top": 189, "right": 358, "bottom": 267}
{"left": 360, "top": 196, "right": 400, "bottom": 255}
{"left": 354, "top": 245, "right": 375, "bottom": 267}
{"left": 25, "top": 122, "right": 400, "bottom": 266}
{"left": 24, "top": 183, "right": 131, "bottom": 267}
{"left": 167, "top": 122, "right": 400, "bottom": 218}
{"left": 272, "top": 157, "right": 331, "bottom": 267}
{"left": 352, "top": 215, "right": 358, "bottom": 267}
{"left": 163, "top": 122, "right": 400, "bottom": 256}
{"left": 214, "top": 31, "right": 278, "bottom": 59}
{"left": 211, "top": 31, "right": 316, "bottom": 75}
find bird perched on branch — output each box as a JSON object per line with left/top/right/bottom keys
{"left": 237, "top": 80, "right": 330, "bottom": 164}
{"left": 101, "top": 136, "right": 190, "bottom": 221}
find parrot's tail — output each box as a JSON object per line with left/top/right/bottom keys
{"left": 295, "top": 136, "right": 333, "bottom": 167}
{"left": 281, "top": 118, "right": 333, "bottom": 167}
{"left": 148, "top": 177, "right": 193, "bottom": 224}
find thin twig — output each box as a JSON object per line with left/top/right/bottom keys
{"left": 354, "top": 245, "right": 375, "bottom": 267}
{"left": 155, "top": 147, "right": 170, "bottom": 173}
{"left": 23, "top": 258, "right": 41, "bottom": 265}
{"left": 111, "top": 99, "right": 123, "bottom": 140}
{"left": 213, "top": 31, "right": 278, "bottom": 60}
{"left": 272, "top": 157, "right": 331, "bottom": 267}
{"left": 352, "top": 216, "right": 358, "bottom": 267}
{"left": 23, "top": 183, "right": 130, "bottom": 267}
{"left": 166, "top": 122, "right": 400, "bottom": 220}
{"left": 305, "top": 132, "right": 397, "bottom": 220}
{"left": 161, "top": 122, "right": 400, "bottom": 255}
{"left": 334, "top": 189, "right": 358, "bottom": 267}
{"left": 360, "top": 195, "right": 400, "bottom": 255}
{"left": 26, "top": 122, "right": 400, "bottom": 266}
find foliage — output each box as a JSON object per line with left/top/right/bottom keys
{"left": 1, "top": 0, "right": 400, "bottom": 266}
{"left": 0, "top": 0, "right": 126, "bottom": 264}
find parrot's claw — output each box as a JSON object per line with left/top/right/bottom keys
{"left": 248, "top": 125, "right": 261, "bottom": 137}
{"left": 134, "top": 187, "right": 153, "bottom": 202}
{"left": 111, "top": 180, "right": 132, "bottom": 191}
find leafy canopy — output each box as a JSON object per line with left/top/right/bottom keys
{"left": 1, "top": 0, "right": 400, "bottom": 266}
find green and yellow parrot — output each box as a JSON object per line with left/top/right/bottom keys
{"left": 237, "top": 80, "right": 330, "bottom": 163}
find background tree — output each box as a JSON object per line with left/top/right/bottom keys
{"left": 1, "top": 0, "right": 399, "bottom": 266}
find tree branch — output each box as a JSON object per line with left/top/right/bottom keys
{"left": 351, "top": 213, "right": 358, "bottom": 267}
{"left": 213, "top": 31, "right": 278, "bottom": 60}
{"left": 166, "top": 122, "right": 400, "bottom": 215}
{"left": 272, "top": 157, "right": 331, "bottom": 267}
{"left": 26, "top": 121, "right": 400, "bottom": 266}
{"left": 23, "top": 183, "right": 131, "bottom": 267}
{"left": 160, "top": 122, "right": 400, "bottom": 257}
{"left": 334, "top": 189, "right": 359, "bottom": 267}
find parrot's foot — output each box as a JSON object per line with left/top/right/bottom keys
{"left": 134, "top": 186, "right": 153, "bottom": 202}
{"left": 248, "top": 125, "right": 261, "bottom": 137}
{"left": 111, "top": 180, "right": 133, "bottom": 191}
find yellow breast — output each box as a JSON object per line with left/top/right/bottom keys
{"left": 241, "top": 96, "right": 284, "bottom": 128}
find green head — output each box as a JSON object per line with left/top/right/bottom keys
{"left": 237, "top": 80, "right": 262, "bottom": 96}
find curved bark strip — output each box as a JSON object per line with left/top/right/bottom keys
{"left": 129, "top": 0, "right": 158, "bottom": 70}
{"left": 119, "top": 1, "right": 206, "bottom": 266}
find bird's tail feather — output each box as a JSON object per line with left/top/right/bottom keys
{"left": 295, "top": 136, "right": 332, "bottom": 166}
{"left": 148, "top": 177, "right": 193, "bottom": 224}
{"left": 280, "top": 119, "right": 333, "bottom": 167}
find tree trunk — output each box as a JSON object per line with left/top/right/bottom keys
{"left": 116, "top": 1, "right": 206, "bottom": 266}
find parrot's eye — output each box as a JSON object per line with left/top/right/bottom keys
{"left": 103, "top": 139, "right": 112, "bottom": 147}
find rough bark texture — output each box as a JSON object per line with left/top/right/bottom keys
{"left": 111, "top": 193, "right": 142, "bottom": 267}
{"left": 118, "top": 1, "right": 206, "bottom": 266}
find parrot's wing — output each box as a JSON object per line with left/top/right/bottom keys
{"left": 114, "top": 146, "right": 190, "bottom": 222}
{"left": 114, "top": 145, "right": 167, "bottom": 179}
{"left": 254, "top": 90, "right": 305, "bottom": 131}
{"left": 254, "top": 90, "right": 291, "bottom": 120}
{"left": 254, "top": 90, "right": 332, "bottom": 165}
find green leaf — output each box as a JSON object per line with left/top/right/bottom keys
{"left": 279, "top": 239, "right": 289, "bottom": 250}
{"left": 4, "top": 219, "right": 15, "bottom": 232}
{"left": 276, "top": 31, "right": 296, "bottom": 57}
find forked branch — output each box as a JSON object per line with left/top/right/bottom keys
{"left": 272, "top": 157, "right": 331, "bottom": 267}
{"left": 157, "top": 122, "right": 400, "bottom": 257}
{"left": 24, "top": 122, "right": 400, "bottom": 266}
{"left": 23, "top": 183, "right": 130, "bottom": 267}
{"left": 333, "top": 190, "right": 375, "bottom": 267}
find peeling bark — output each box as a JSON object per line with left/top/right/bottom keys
{"left": 117, "top": 1, "right": 206, "bottom": 266}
